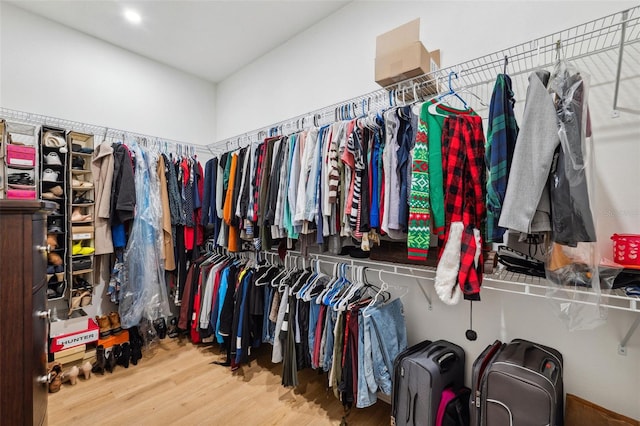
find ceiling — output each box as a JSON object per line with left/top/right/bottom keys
{"left": 9, "top": 0, "right": 350, "bottom": 83}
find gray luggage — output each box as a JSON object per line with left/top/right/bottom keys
{"left": 391, "top": 340, "right": 465, "bottom": 426}
{"left": 475, "top": 339, "right": 564, "bottom": 426}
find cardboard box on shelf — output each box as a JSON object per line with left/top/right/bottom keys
{"left": 374, "top": 18, "right": 440, "bottom": 88}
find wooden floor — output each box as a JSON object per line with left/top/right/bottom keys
{"left": 48, "top": 338, "right": 391, "bottom": 425}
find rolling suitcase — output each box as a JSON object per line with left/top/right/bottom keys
{"left": 475, "top": 339, "right": 564, "bottom": 426}
{"left": 391, "top": 340, "right": 465, "bottom": 426}
{"left": 470, "top": 340, "right": 504, "bottom": 426}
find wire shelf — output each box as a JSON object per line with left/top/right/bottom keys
{"left": 208, "top": 6, "right": 640, "bottom": 153}
{"left": 0, "top": 107, "right": 212, "bottom": 156}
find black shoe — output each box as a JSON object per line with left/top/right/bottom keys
{"left": 117, "top": 342, "right": 131, "bottom": 368}
{"left": 153, "top": 317, "right": 167, "bottom": 339}
{"left": 128, "top": 326, "right": 143, "bottom": 366}
{"left": 92, "top": 345, "right": 106, "bottom": 375}
{"left": 105, "top": 347, "right": 117, "bottom": 373}
{"left": 72, "top": 156, "right": 85, "bottom": 170}
{"left": 167, "top": 318, "right": 179, "bottom": 339}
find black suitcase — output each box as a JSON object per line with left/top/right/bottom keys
{"left": 475, "top": 339, "right": 564, "bottom": 426}
{"left": 391, "top": 340, "right": 465, "bottom": 426}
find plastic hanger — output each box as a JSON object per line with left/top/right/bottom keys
{"left": 362, "top": 270, "right": 389, "bottom": 318}
{"left": 427, "top": 71, "right": 469, "bottom": 117}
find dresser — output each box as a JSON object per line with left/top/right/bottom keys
{"left": 0, "top": 200, "right": 52, "bottom": 425}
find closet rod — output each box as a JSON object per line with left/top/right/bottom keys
{"left": 261, "top": 250, "right": 434, "bottom": 309}
{"left": 208, "top": 6, "right": 639, "bottom": 154}
{"left": 0, "top": 107, "right": 215, "bottom": 156}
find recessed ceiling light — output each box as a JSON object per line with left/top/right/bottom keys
{"left": 124, "top": 9, "right": 142, "bottom": 24}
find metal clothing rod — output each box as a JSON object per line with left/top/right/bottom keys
{"left": 0, "top": 107, "right": 214, "bottom": 156}
{"left": 261, "top": 250, "right": 434, "bottom": 309}
{"left": 209, "top": 6, "right": 639, "bottom": 153}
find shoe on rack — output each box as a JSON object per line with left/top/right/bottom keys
{"left": 49, "top": 185, "right": 64, "bottom": 197}
{"left": 42, "top": 191, "right": 62, "bottom": 200}
{"left": 72, "top": 156, "right": 85, "bottom": 170}
{"left": 48, "top": 218, "right": 64, "bottom": 233}
{"left": 71, "top": 206, "right": 92, "bottom": 223}
{"left": 43, "top": 132, "right": 67, "bottom": 152}
{"left": 73, "top": 276, "right": 92, "bottom": 291}
{"left": 72, "top": 195, "right": 94, "bottom": 204}
{"left": 48, "top": 363, "right": 63, "bottom": 393}
{"left": 47, "top": 252, "right": 63, "bottom": 266}
{"left": 108, "top": 312, "right": 122, "bottom": 335}
{"left": 47, "top": 233, "right": 58, "bottom": 249}
{"left": 72, "top": 179, "right": 93, "bottom": 189}
{"left": 72, "top": 240, "right": 95, "bottom": 255}
{"left": 44, "top": 151, "right": 63, "bottom": 166}
{"left": 42, "top": 169, "right": 60, "bottom": 182}
{"left": 96, "top": 315, "right": 112, "bottom": 339}
{"left": 61, "top": 365, "right": 79, "bottom": 386}
{"left": 69, "top": 290, "right": 89, "bottom": 315}
{"left": 54, "top": 271, "right": 65, "bottom": 282}
{"left": 91, "top": 345, "right": 106, "bottom": 375}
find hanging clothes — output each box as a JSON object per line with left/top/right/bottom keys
{"left": 485, "top": 73, "right": 519, "bottom": 243}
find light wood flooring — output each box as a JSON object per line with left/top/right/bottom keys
{"left": 48, "top": 338, "right": 391, "bottom": 425}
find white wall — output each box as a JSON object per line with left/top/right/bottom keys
{"left": 216, "top": 1, "right": 640, "bottom": 419}
{"left": 0, "top": 3, "right": 216, "bottom": 145}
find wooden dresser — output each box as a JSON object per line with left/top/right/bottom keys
{"left": 0, "top": 200, "right": 52, "bottom": 425}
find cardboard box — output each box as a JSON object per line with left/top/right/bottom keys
{"left": 376, "top": 42, "right": 432, "bottom": 87}
{"left": 72, "top": 225, "right": 94, "bottom": 240}
{"left": 374, "top": 18, "right": 440, "bottom": 88}
{"left": 376, "top": 18, "right": 421, "bottom": 57}
{"left": 50, "top": 317, "right": 99, "bottom": 353}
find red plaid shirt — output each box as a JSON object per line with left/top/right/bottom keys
{"left": 441, "top": 115, "right": 486, "bottom": 299}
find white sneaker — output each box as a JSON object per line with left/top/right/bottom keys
{"left": 42, "top": 168, "right": 59, "bottom": 182}
{"left": 44, "top": 152, "right": 63, "bottom": 166}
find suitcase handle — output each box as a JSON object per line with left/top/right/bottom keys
{"left": 437, "top": 351, "right": 457, "bottom": 373}
{"left": 512, "top": 342, "right": 532, "bottom": 366}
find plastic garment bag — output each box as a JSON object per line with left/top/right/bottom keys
{"left": 544, "top": 60, "right": 620, "bottom": 330}
{"left": 120, "top": 143, "right": 172, "bottom": 328}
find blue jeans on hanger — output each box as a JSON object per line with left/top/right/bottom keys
{"left": 322, "top": 310, "right": 337, "bottom": 372}
{"left": 363, "top": 298, "right": 408, "bottom": 395}
{"left": 358, "top": 311, "right": 377, "bottom": 408}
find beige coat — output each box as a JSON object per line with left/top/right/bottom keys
{"left": 91, "top": 142, "right": 115, "bottom": 255}
{"left": 158, "top": 155, "right": 175, "bottom": 271}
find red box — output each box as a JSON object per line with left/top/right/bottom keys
{"left": 7, "top": 189, "right": 36, "bottom": 199}
{"left": 6, "top": 144, "right": 36, "bottom": 167}
{"left": 50, "top": 318, "right": 99, "bottom": 353}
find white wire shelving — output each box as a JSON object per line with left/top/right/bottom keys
{"left": 209, "top": 7, "right": 640, "bottom": 354}
{"left": 208, "top": 6, "right": 640, "bottom": 153}
{"left": 0, "top": 107, "right": 212, "bottom": 157}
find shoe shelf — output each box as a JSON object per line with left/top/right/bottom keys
{"left": 2, "top": 121, "right": 38, "bottom": 200}
{"left": 68, "top": 131, "right": 95, "bottom": 314}
{"left": 40, "top": 126, "right": 70, "bottom": 304}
